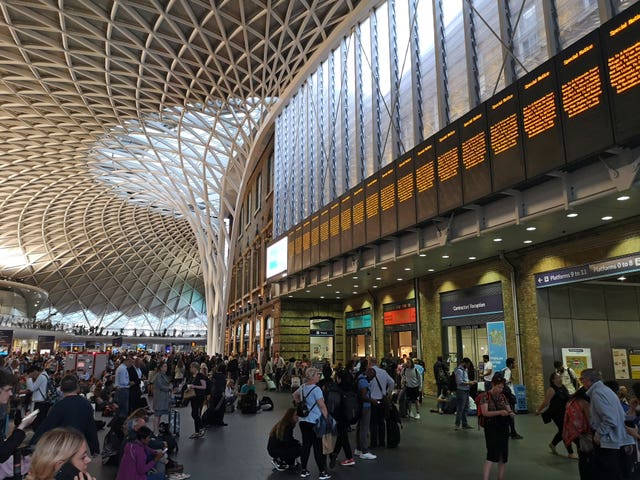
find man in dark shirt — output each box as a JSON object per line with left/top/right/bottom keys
{"left": 30, "top": 374, "right": 99, "bottom": 455}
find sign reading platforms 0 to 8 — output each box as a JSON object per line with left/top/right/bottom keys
{"left": 602, "top": 1, "right": 640, "bottom": 144}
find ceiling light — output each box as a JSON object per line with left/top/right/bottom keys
{"left": 353, "top": 285, "right": 359, "bottom": 288}
{"left": 419, "top": 253, "right": 426, "bottom": 257}
{"left": 601, "top": 215, "right": 613, "bottom": 221}
{"left": 327, "top": 283, "right": 332, "bottom": 287}
{"left": 305, "top": 290, "right": 311, "bottom": 293}
{"left": 335, "top": 291, "right": 341, "bottom": 294}
{"left": 493, "top": 238, "right": 502, "bottom": 242}
{"left": 404, "top": 267, "right": 411, "bottom": 271}
{"left": 468, "top": 256, "right": 476, "bottom": 260}
{"left": 381, "top": 266, "right": 388, "bottom": 270}
{"left": 352, "top": 291, "right": 358, "bottom": 294}
{"left": 336, "top": 296, "right": 341, "bottom": 299}
{"left": 352, "top": 276, "right": 358, "bottom": 279}
{"left": 618, "top": 276, "right": 626, "bottom": 281}
{"left": 523, "top": 240, "right": 533, "bottom": 244}
{"left": 526, "top": 226, "right": 536, "bottom": 231}
{"left": 442, "top": 255, "right": 449, "bottom": 259}
{"left": 397, "top": 278, "right": 403, "bottom": 281}
{"left": 320, "top": 296, "right": 325, "bottom": 299}
{"left": 288, "top": 295, "right": 293, "bottom": 298}
{"left": 375, "top": 277, "right": 382, "bottom": 281}
{"left": 428, "top": 268, "right": 435, "bottom": 272}
{"left": 617, "top": 195, "right": 630, "bottom": 201}
{"left": 373, "top": 285, "right": 378, "bottom": 288}
{"left": 566, "top": 212, "right": 578, "bottom": 218}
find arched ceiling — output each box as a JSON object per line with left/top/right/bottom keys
{"left": 0, "top": 0, "right": 361, "bottom": 337}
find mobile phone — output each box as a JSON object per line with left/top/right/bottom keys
{"left": 22, "top": 409, "right": 39, "bottom": 423}
{"left": 55, "top": 462, "right": 80, "bottom": 480}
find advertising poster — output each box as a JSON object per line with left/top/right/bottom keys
{"left": 629, "top": 349, "right": 640, "bottom": 380}
{"left": 0, "top": 330, "right": 13, "bottom": 356}
{"left": 486, "top": 321, "right": 507, "bottom": 371}
{"left": 561, "top": 347, "right": 592, "bottom": 377}
{"left": 612, "top": 348, "right": 630, "bottom": 380}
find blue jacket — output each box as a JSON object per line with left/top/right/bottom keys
{"left": 586, "top": 380, "right": 634, "bottom": 449}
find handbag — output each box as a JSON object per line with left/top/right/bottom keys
{"left": 322, "top": 433, "right": 336, "bottom": 455}
{"left": 183, "top": 388, "right": 196, "bottom": 400}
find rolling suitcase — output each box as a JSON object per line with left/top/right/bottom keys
{"left": 169, "top": 408, "right": 181, "bottom": 437}
{"left": 265, "top": 374, "right": 277, "bottom": 391}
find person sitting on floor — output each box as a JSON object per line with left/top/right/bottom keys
{"left": 267, "top": 408, "right": 301, "bottom": 472}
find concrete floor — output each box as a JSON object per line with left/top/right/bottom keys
{"left": 88, "top": 391, "right": 579, "bottom": 480}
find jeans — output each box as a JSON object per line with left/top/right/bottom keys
{"left": 114, "top": 388, "right": 130, "bottom": 417}
{"left": 455, "top": 390, "right": 470, "bottom": 427}
{"left": 357, "top": 407, "right": 372, "bottom": 452}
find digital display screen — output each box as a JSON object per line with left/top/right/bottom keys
{"left": 329, "top": 200, "right": 341, "bottom": 258}
{"left": 287, "top": 232, "right": 295, "bottom": 276}
{"left": 379, "top": 165, "right": 397, "bottom": 237}
{"left": 351, "top": 186, "right": 366, "bottom": 249}
{"left": 266, "top": 236, "right": 288, "bottom": 278}
{"left": 414, "top": 137, "right": 437, "bottom": 222}
{"left": 319, "top": 208, "right": 330, "bottom": 262}
{"left": 302, "top": 219, "right": 311, "bottom": 269}
{"left": 487, "top": 84, "right": 526, "bottom": 191}
{"left": 602, "top": 1, "right": 640, "bottom": 144}
{"left": 383, "top": 299, "right": 417, "bottom": 326}
{"left": 557, "top": 31, "right": 613, "bottom": 162}
{"left": 436, "top": 124, "right": 462, "bottom": 214}
{"left": 460, "top": 104, "right": 492, "bottom": 204}
{"left": 365, "top": 174, "right": 381, "bottom": 243}
{"left": 293, "top": 225, "right": 302, "bottom": 272}
{"left": 340, "top": 195, "right": 353, "bottom": 253}
{"left": 395, "top": 152, "right": 417, "bottom": 230}
{"left": 519, "top": 59, "right": 565, "bottom": 178}
{"left": 310, "top": 214, "right": 319, "bottom": 266}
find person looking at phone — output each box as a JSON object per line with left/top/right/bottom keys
{"left": 0, "top": 370, "right": 36, "bottom": 462}
{"left": 116, "top": 426, "right": 166, "bottom": 480}
{"left": 26, "top": 427, "right": 95, "bottom": 480}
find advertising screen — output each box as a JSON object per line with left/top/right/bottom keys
{"left": 266, "top": 236, "right": 288, "bottom": 279}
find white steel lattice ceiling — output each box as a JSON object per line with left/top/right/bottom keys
{"left": 0, "top": 0, "right": 360, "bottom": 343}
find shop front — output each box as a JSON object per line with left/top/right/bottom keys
{"left": 346, "top": 308, "right": 372, "bottom": 359}
{"left": 309, "top": 317, "right": 334, "bottom": 365}
{"left": 383, "top": 300, "right": 417, "bottom": 359}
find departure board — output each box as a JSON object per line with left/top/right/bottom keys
{"left": 379, "top": 165, "right": 397, "bottom": 237}
{"left": 287, "top": 231, "right": 295, "bottom": 276}
{"left": 319, "top": 208, "right": 330, "bottom": 262}
{"left": 302, "top": 219, "right": 311, "bottom": 269}
{"left": 351, "top": 186, "right": 366, "bottom": 249}
{"left": 395, "top": 152, "right": 417, "bottom": 230}
{"left": 436, "top": 124, "right": 463, "bottom": 214}
{"left": 329, "top": 200, "right": 342, "bottom": 258}
{"left": 487, "top": 84, "right": 526, "bottom": 191}
{"left": 310, "top": 214, "right": 319, "bottom": 266}
{"left": 519, "top": 59, "right": 565, "bottom": 178}
{"left": 556, "top": 31, "right": 614, "bottom": 162}
{"left": 414, "top": 137, "right": 438, "bottom": 223}
{"left": 365, "top": 175, "right": 381, "bottom": 244}
{"left": 293, "top": 225, "right": 302, "bottom": 273}
{"left": 340, "top": 195, "right": 353, "bottom": 253}
{"left": 602, "top": 1, "right": 640, "bottom": 144}
{"left": 460, "top": 104, "right": 492, "bottom": 204}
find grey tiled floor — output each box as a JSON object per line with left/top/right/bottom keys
{"left": 88, "top": 391, "right": 579, "bottom": 479}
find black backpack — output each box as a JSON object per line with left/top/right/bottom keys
{"left": 448, "top": 371, "right": 458, "bottom": 392}
{"left": 324, "top": 383, "right": 342, "bottom": 417}
{"left": 341, "top": 390, "right": 362, "bottom": 425}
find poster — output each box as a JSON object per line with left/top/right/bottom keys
{"left": 486, "top": 321, "right": 507, "bottom": 371}
{"left": 561, "top": 347, "right": 592, "bottom": 377}
{"left": 0, "top": 330, "right": 13, "bottom": 356}
{"left": 630, "top": 349, "right": 640, "bottom": 380}
{"left": 612, "top": 348, "right": 630, "bottom": 380}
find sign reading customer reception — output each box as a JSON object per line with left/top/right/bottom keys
{"left": 535, "top": 252, "right": 640, "bottom": 288}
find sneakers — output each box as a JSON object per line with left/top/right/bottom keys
{"left": 359, "top": 452, "right": 377, "bottom": 460}
{"left": 340, "top": 458, "right": 355, "bottom": 466}
{"left": 353, "top": 449, "right": 363, "bottom": 456}
{"left": 568, "top": 453, "right": 579, "bottom": 460}
{"left": 188, "top": 432, "right": 199, "bottom": 439}
{"left": 300, "top": 469, "right": 311, "bottom": 478}
{"left": 414, "top": 412, "right": 421, "bottom": 419}
{"left": 272, "top": 459, "right": 287, "bottom": 472}
{"left": 319, "top": 472, "right": 331, "bottom": 480}
{"left": 168, "top": 474, "right": 191, "bottom": 480}
{"left": 549, "top": 443, "right": 558, "bottom": 455}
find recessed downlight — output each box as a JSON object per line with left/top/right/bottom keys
{"left": 617, "top": 195, "right": 630, "bottom": 201}
{"left": 468, "top": 256, "right": 476, "bottom": 260}
{"left": 442, "top": 255, "right": 450, "bottom": 259}
{"left": 397, "top": 278, "right": 403, "bottom": 281}
{"left": 320, "top": 296, "right": 325, "bottom": 299}
{"left": 381, "top": 266, "right": 388, "bottom": 270}
{"left": 352, "top": 276, "right": 358, "bottom": 279}
{"left": 419, "top": 253, "right": 427, "bottom": 257}
{"left": 305, "top": 290, "right": 311, "bottom": 293}
{"left": 376, "top": 277, "right": 382, "bottom": 281}
{"left": 493, "top": 238, "right": 502, "bottom": 242}
{"left": 352, "top": 291, "right": 358, "bottom": 294}
{"left": 404, "top": 267, "right": 411, "bottom": 271}
{"left": 567, "top": 212, "right": 578, "bottom": 218}
{"left": 335, "top": 291, "right": 341, "bottom": 294}
{"left": 327, "top": 283, "right": 332, "bottom": 287}
{"left": 526, "top": 226, "right": 536, "bottom": 231}
{"left": 373, "top": 285, "right": 378, "bottom": 288}
{"left": 524, "top": 240, "right": 533, "bottom": 244}
{"left": 353, "top": 285, "right": 359, "bottom": 288}
{"left": 618, "top": 276, "right": 626, "bottom": 281}
{"left": 428, "top": 268, "right": 435, "bottom": 272}
{"left": 601, "top": 215, "right": 613, "bottom": 221}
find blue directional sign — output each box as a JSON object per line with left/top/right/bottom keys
{"left": 535, "top": 252, "right": 640, "bottom": 288}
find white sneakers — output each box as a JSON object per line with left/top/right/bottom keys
{"left": 359, "top": 452, "right": 377, "bottom": 460}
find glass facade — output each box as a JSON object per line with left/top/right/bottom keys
{"left": 273, "top": 0, "right": 624, "bottom": 236}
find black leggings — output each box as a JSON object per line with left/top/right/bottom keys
{"left": 333, "top": 421, "right": 353, "bottom": 460}
{"left": 551, "top": 416, "right": 573, "bottom": 454}
{"left": 191, "top": 396, "right": 204, "bottom": 433}
{"left": 299, "top": 421, "right": 326, "bottom": 471}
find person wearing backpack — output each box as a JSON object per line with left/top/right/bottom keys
{"left": 329, "top": 370, "right": 357, "bottom": 468}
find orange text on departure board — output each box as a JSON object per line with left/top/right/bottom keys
{"left": 381, "top": 183, "right": 395, "bottom": 211}
{"left": 294, "top": 234, "right": 302, "bottom": 253}
{"left": 523, "top": 92, "right": 557, "bottom": 138}
{"left": 302, "top": 231, "right": 310, "bottom": 251}
{"left": 490, "top": 114, "right": 518, "bottom": 155}
{"left": 437, "top": 148, "right": 459, "bottom": 182}
{"left": 608, "top": 41, "right": 640, "bottom": 94}
{"left": 330, "top": 213, "right": 340, "bottom": 237}
{"left": 320, "top": 220, "right": 329, "bottom": 241}
{"left": 311, "top": 226, "right": 319, "bottom": 246}
{"left": 366, "top": 193, "right": 379, "bottom": 218}
{"left": 353, "top": 201, "right": 364, "bottom": 225}
{"left": 462, "top": 131, "right": 487, "bottom": 170}
{"left": 397, "top": 172, "right": 414, "bottom": 202}
{"left": 562, "top": 66, "right": 602, "bottom": 118}
{"left": 341, "top": 198, "right": 351, "bottom": 231}
{"left": 416, "top": 161, "right": 435, "bottom": 192}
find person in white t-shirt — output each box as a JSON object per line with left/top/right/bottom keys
{"left": 482, "top": 355, "right": 494, "bottom": 392}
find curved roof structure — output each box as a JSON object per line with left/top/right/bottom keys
{"left": 0, "top": 0, "right": 362, "bottom": 348}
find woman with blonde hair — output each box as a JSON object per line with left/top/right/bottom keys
{"left": 27, "top": 427, "right": 94, "bottom": 480}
